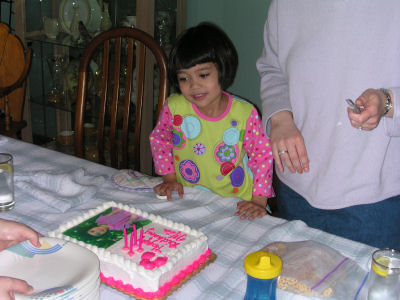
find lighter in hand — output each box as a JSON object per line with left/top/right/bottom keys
{"left": 346, "top": 99, "right": 361, "bottom": 114}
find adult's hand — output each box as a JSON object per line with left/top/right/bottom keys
{"left": 0, "top": 276, "right": 34, "bottom": 300}
{"left": 270, "top": 110, "right": 309, "bottom": 174}
{"left": 0, "top": 219, "right": 41, "bottom": 252}
{"left": 348, "top": 88, "right": 394, "bottom": 131}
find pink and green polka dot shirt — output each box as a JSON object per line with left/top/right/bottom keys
{"left": 149, "top": 92, "right": 274, "bottom": 201}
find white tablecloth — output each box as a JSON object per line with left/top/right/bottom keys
{"left": 0, "top": 136, "right": 375, "bottom": 299}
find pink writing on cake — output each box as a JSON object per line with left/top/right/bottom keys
{"left": 164, "top": 229, "right": 187, "bottom": 242}
{"left": 143, "top": 228, "right": 187, "bottom": 253}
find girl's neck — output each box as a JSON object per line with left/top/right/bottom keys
{"left": 196, "top": 92, "right": 228, "bottom": 118}
{"left": 193, "top": 92, "right": 231, "bottom": 120}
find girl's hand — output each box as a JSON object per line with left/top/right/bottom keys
{"left": 235, "top": 196, "right": 268, "bottom": 220}
{"left": 270, "top": 110, "right": 309, "bottom": 174}
{"left": 153, "top": 173, "right": 184, "bottom": 201}
{"left": 348, "top": 88, "right": 393, "bottom": 131}
{"left": 0, "top": 219, "right": 41, "bottom": 252}
{"left": 0, "top": 276, "right": 34, "bottom": 300}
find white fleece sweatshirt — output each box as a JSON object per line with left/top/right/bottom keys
{"left": 257, "top": 0, "right": 400, "bottom": 209}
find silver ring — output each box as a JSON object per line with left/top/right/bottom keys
{"left": 278, "top": 150, "right": 288, "bottom": 156}
{"left": 358, "top": 126, "right": 363, "bottom": 131}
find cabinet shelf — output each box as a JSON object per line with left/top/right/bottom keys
{"left": 25, "top": 33, "right": 87, "bottom": 49}
{"left": 30, "top": 95, "right": 75, "bottom": 112}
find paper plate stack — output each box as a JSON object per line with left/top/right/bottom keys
{"left": 0, "top": 237, "right": 100, "bottom": 299}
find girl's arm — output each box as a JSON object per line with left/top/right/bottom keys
{"left": 149, "top": 101, "right": 175, "bottom": 176}
{"left": 234, "top": 109, "right": 273, "bottom": 220}
{"left": 242, "top": 108, "right": 274, "bottom": 198}
{"left": 150, "top": 100, "right": 184, "bottom": 200}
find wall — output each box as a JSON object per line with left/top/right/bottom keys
{"left": 186, "top": 0, "right": 271, "bottom": 109}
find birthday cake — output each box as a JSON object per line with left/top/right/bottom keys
{"left": 49, "top": 201, "right": 213, "bottom": 299}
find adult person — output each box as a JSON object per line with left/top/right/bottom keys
{"left": 257, "top": 0, "right": 400, "bottom": 249}
{"left": 0, "top": 218, "right": 41, "bottom": 300}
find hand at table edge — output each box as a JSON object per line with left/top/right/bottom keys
{"left": 235, "top": 196, "right": 268, "bottom": 221}
{"left": 153, "top": 173, "right": 184, "bottom": 201}
{"left": 0, "top": 276, "right": 34, "bottom": 300}
{"left": 0, "top": 219, "right": 41, "bottom": 252}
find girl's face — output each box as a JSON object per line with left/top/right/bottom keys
{"left": 177, "top": 62, "right": 226, "bottom": 117}
{"left": 88, "top": 225, "right": 108, "bottom": 237}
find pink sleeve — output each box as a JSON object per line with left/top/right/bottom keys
{"left": 149, "top": 102, "right": 175, "bottom": 175}
{"left": 243, "top": 108, "right": 275, "bottom": 197}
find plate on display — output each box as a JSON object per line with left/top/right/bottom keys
{"left": 0, "top": 237, "right": 100, "bottom": 299}
{"left": 59, "top": 0, "right": 101, "bottom": 34}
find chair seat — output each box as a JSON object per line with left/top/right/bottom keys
{"left": 0, "top": 120, "right": 27, "bottom": 138}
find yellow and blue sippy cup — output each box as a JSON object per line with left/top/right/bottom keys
{"left": 244, "top": 251, "right": 282, "bottom": 300}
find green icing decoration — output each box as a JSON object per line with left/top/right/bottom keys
{"left": 63, "top": 207, "right": 151, "bottom": 249}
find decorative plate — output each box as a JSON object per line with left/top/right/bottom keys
{"left": 59, "top": 0, "right": 101, "bottom": 34}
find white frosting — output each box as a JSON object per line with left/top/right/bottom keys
{"left": 49, "top": 201, "right": 209, "bottom": 292}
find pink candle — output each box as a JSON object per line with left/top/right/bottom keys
{"left": 122, "top": 227, "right": 128, "bottom": 251}
{"left": 133, "top": 224, "right": 138, "bottom": 249}
{"left": 137, "top": 228, "right": 144, "bottom": 253}
{"left": 128, "top": 230, "right": 134, "bottom": 256}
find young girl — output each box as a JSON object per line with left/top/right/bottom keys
{"left": 149, "top": 22, "right": 274, "bottom": 220}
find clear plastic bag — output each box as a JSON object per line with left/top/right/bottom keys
{"left": 261, "top": 241, "right": 368, "bottom": 299}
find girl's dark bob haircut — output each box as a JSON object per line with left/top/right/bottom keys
{"left": 168, "top": 22, "right": 238, "bottom": 93}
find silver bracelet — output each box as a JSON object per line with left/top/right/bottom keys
{"left": 380, "top": 88, "right": 393, "bottom": 116}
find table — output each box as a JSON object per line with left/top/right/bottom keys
{"left": 0, "top": 136, "right": 375, "bottom": 299}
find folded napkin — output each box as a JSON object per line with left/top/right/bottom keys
{"left": 14, "top": 168, "right": 106, "bottom": 212}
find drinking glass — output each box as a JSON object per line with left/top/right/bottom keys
{"left": 43, "top": 17, "right": 59, "bottom": 39}
{"left": 155, "top": 11, "right": 171, "bottom": 47}
{"left": 47, "top": 55, "right": 67, "bottom": 104}
{"left": 368, "top": 249, "right": 400, "bottom": 300}
{"left": 0, "top": 153, "right": 14, "bottom": 211}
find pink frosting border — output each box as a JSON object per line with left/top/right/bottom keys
{"left": 100, "top": 248, "right": 212, "bottom": 299}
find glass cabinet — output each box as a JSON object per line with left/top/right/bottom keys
{"left": 14, "top": 0, "right": 185, "bottom": 168}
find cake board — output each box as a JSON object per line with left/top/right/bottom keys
{"left": 101, "top": 252, "right": 217, "bottom": 300}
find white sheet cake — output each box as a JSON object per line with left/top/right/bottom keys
{"left": 49, "top": 201, "right": 213, "bottom": 299}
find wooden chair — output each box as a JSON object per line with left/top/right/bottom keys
{"left": 0, "top": 23, "right": 31, "bottom": 139}
{"left": 74, "top": 27, "right": 168, "bottom": 173}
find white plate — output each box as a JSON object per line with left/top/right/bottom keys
{"left": 59, "top": 0, "right": 101, "bottom": 34}
{"left": 0, "top": 237, "right": 100, "bottom": 299}
{"left": 111, "top": 169, "right": 163, "bottom": 192}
